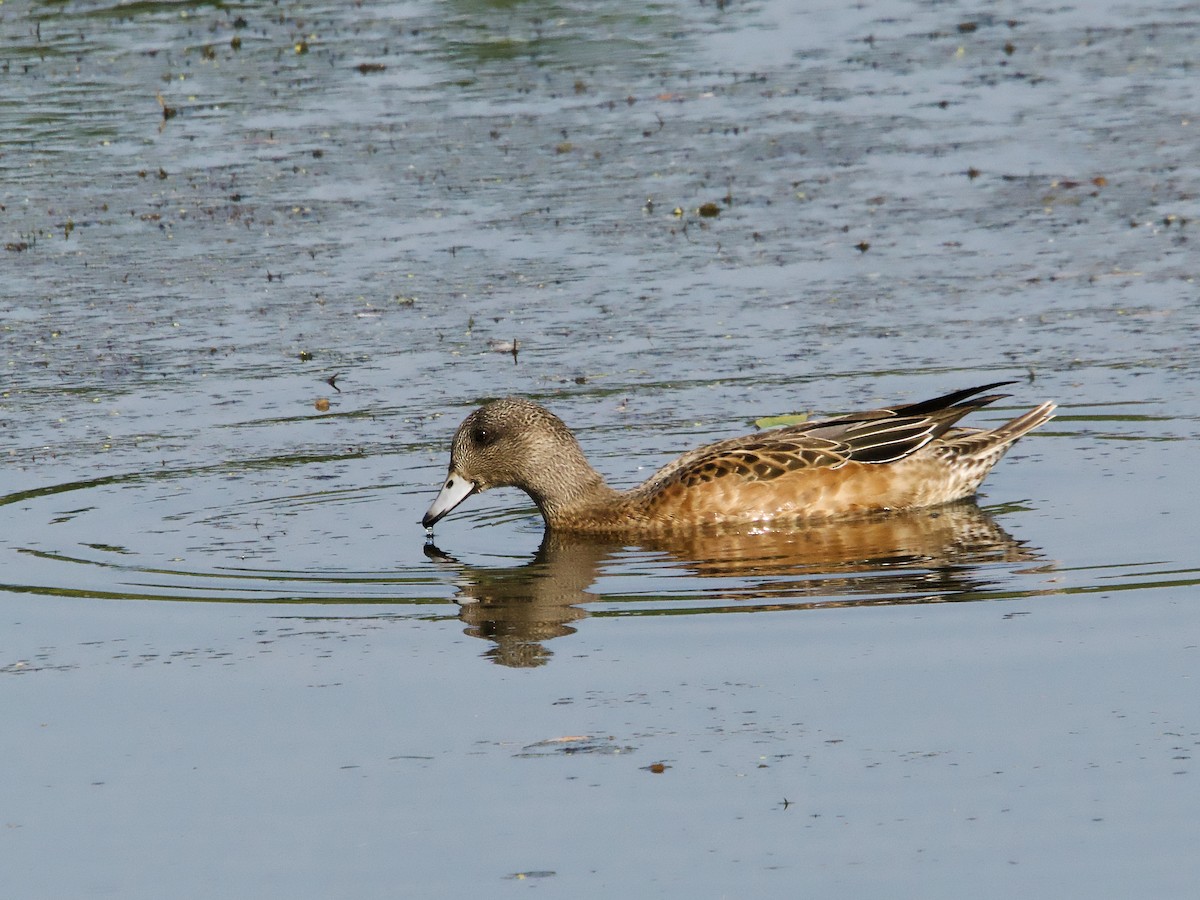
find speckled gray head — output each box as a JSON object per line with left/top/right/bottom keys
{"left": 421, "top": 398, "right": 585, "bottom": 529}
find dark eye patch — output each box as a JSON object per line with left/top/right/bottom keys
{"left": 471, "top": 421, "right": 499, "bottom": 447}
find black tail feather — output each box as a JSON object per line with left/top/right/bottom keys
{"left": 891, "top": 381, "right": 1016, "bottom": 417}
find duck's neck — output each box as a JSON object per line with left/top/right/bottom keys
{"left": 531, "top": 467, "right": 626, "bottom": 529}
{"left": 519, "top": 440, "right": 629, "bottom": 530}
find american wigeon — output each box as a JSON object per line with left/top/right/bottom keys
{"left": 422, "top": 382, "right": 1056, "bottom": 534}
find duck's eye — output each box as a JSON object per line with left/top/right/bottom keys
{"left": 471, "top": 423, "right": 498, "bottom": 447}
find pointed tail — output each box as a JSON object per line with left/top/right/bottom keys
{"left": 993, "top": 401, "right": 1057, "bottom": 444}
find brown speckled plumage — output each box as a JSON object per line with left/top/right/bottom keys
{"left": 422, "top": 382, "right": 1056, "bottom": 534}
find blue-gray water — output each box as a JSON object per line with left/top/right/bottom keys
{"left": 3, "top": 0, "right": 1199, "bottom": 896}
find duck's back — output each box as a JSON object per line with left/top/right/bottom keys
{"left": 609, "top": 390, "right": 1056, "bottom": 530}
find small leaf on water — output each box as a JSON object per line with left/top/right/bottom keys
{"left": 754, "top": 412, "right": 809, "bottom": 429}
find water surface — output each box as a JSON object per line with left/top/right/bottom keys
{"left": 3, "top": 0, "right": 1199, "bottom": 896}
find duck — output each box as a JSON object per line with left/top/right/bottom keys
{"left": 421, "top": 382, "right": 1056, "bottom": 534}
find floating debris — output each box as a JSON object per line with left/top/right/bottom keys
{"left": 488, "top": 338, "right": 520, "bottom": 363}
{"left": 516, "top": 735, "right": 633, "bottom": 757}
{"left": 155, "top": 91, "right": 176, "bottom": 125}
{"left": 754, "top": 411, "right": 809, "bottom": 429}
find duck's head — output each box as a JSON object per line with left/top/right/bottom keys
{"left": 421, "top": 398, "right": 596, "bottom": 528}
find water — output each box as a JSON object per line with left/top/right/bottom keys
{"left": 3, "top": 0, "right": 1199, "bottom": 896}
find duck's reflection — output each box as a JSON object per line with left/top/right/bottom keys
{"left": 424, "top": 501, "right": 1040, "bottom": 668}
